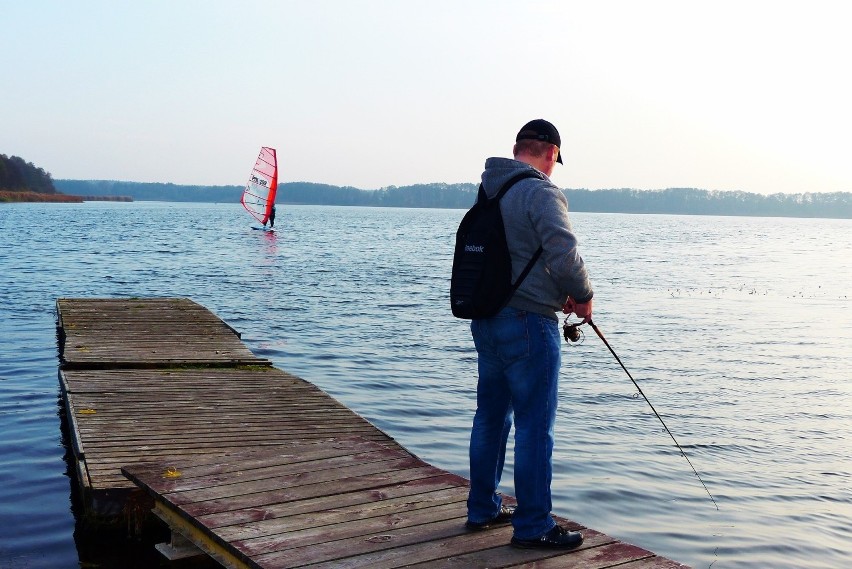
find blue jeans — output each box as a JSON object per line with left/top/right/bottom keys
{"left": 467, "top": 306, "right": 560, "bottom": 539}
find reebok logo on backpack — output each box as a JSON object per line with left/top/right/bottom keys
{"left": 450, "top": 172, "right": 543, "bottom": 319}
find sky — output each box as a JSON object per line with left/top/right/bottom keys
{"left": 2, "top": 1, "right": 850, "bottom": 195}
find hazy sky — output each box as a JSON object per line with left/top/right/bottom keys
{"left": 2, "top": 1, "right": 850, "bottom": 194}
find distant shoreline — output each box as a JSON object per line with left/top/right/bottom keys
{"left": 0, "top": 191, "right": 132, "bottom": 203}
{"left": 9, "top": 180, "right": 852, "bottom": 219}
{"left": 53, "top": 179, "right": 852, "bottom": 219}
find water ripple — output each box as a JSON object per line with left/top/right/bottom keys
{"left": 1, "top": 204, "right": 850, "bottom": 568}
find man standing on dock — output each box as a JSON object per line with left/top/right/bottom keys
{"left": 464, "top": 119, "right": 593, "bottom": 550}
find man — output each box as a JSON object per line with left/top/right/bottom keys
{"left": 267, "top": 205, "right": 276, "bottom": 229}
{"left": 465, "top": 119, "right": 593, "bottom": 550}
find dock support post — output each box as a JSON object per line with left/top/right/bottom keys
{"left": 152, "top": 501, "right": 250, "bottom": 569}
{"left": 155, "top": 531, "right": 205, "bottom": 561}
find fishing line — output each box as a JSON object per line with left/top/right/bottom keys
{"left": 566, "top": 318, "right": 719, "bottom": 510}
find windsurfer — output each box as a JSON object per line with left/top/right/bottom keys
{"left": 241, "top": 147, "right": 278, "bottom": 229}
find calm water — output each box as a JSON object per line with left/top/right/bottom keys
{"left": 0, "top": 202, "right": 850, "bottom": 569}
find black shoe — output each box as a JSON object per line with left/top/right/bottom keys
{"left": 465, "top": 504, "right": 515, "bottom": 531}
{"left": 510, "top": 525, "right": 584, "bottom": 549}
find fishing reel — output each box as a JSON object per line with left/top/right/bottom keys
{"left": 562, "top": 320, "right": 584, "bottom": 344}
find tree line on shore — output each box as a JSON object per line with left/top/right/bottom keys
{"left": 53, "top": 178, "right": 852, "bottom": 219}
{"left": 0, "top": 154, "right": 57, "bottom": 194}
{"left": 3, "top": 153, "right": 850, "bottom": 218}
{"left": 0, "top": 154, "right": 134, "bottom": 202}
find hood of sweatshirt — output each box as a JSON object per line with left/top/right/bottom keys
{"left": 480, "top": 157, "right": 549, "bottom": 198}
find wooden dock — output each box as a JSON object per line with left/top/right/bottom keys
{"left": 56, "top": 298, "right": 690, "bottom": 568}
{"left": 57, "top": 297, "right": 265, "bottom": 370}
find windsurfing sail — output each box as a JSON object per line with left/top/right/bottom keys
{"left": 241, "top": 147, "right": 278, "bottom": 225}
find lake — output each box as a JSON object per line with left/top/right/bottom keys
{"left": 0, "top": 201, "right": 850, "bottom": 568}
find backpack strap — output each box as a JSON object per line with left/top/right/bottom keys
{"left": 476, "top": 183, "right": 487, "bottom": 203}
{"left": 511, "top": 245, "right": 543, "bottom": 291}
{"left": 476, "top": 170, "right": 540, "bottom": 205}
{"left": 495, "top": 171, "right": 540, "bottom": 201}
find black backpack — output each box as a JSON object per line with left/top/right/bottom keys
{"left": 450, "top": 172, "right": 543, "bottom": 319}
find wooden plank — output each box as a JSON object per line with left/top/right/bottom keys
{"left": 302, "top": 527, "right": 620, "bottom": 569}
{"left": 179, "top": 465, "right": 451, "bottom": 519}
{"left": 251, "top": 515, "right": 547, "bottom": 568}
{"left": 197, "top": 473, "right": 467, "bottom": 528}
{"left": 605, "top": 557, "right": 692, "bottom": 569}
{"left": 414, "top": 536, "right": 652, "bottom": 569}
{"left": 216, "top": 486, "right": 470, "bottom": 542}
{"left": 234, "top": 500, "right": 470, "bottom": 558}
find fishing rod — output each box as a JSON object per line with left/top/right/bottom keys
{"left": 565, "top": 319, "right": 719, "bottom": 510}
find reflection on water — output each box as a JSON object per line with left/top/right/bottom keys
{"left": 0, "top": 201, "right": 850, "bottom": 568}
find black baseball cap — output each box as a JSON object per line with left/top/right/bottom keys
{"left": 516, "top": 119, "right": 563, "bottom": 164}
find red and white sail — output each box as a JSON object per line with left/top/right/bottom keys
{"left": 241, "top": 147, "right": 278, "bottom": 225}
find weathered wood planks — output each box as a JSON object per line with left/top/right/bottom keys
{"left": 56, "top": 298, "right": 390, "bottom": 514}
{"left": 57, "top": 297, "right": 267, "bottom": 369}
{"left": 59, "top": 367, "right": 393, "bottom": 510}
{"left": 56, "top": 298, "right": 691, "bottom": 568}
{"left": 123, "top": 437, "right": 688, "bottom": 569}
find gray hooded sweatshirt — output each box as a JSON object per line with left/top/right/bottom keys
{"left": 481, "top": 157, "right": 593, "bottom": 319}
